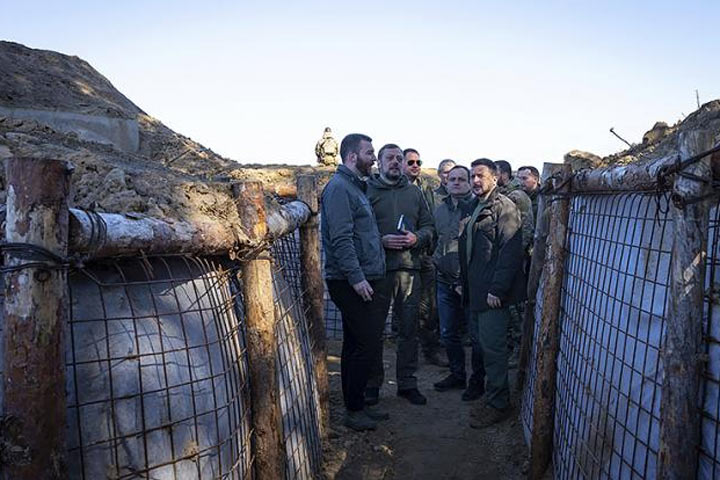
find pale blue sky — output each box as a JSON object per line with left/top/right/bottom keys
{"left": 2, "top": 1, "right": 718, "bottom": 168}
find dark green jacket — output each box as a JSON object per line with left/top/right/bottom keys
{"left": 434, "top": 184, "right": 449, "bottom": 207}
{"left": 366, "top": 174, "right": 436, "bottom": 272}
{"left": 411, "top": 176, "right": 436, "bottom": 219}
{"left": 458, "top": 188, "right": 525, "bottom": 312}
{"left": 433, "top": 192, "right": 472, "bottom": 285}
{"left": 527, "top": 188, "right": 539, "bottom": 222}
{"left": 498, "top": 178, "right": 535, "bottom": 251}
{"left": 321, "top": 165, "right": 386, "bottom": 284}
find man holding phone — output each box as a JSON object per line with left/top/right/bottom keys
{"left": 365, "top": 143, "right": 436, "bottom": 405}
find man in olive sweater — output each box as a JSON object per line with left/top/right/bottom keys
{"left": 365, "top": 143, "right": 436, "bottom": 405}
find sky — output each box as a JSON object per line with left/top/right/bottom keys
{"left": 2, "top": 0, "right": 719, "bottom": 169}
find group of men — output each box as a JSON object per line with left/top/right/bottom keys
{"left": 321, "top": 133, "right": 541, "bottom": 432}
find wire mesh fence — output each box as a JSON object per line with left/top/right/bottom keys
{"left": 271, "top": 233, "right": 324, "bottom": 479}
{"left": 0, "top": 230, "right": 323, "bottom": 478}
{"left": 552, "top": 193, "right": 671, "bottom": 478}
{"left": 700, "top": 204, "right": 720, "bottom": 478}
{"left": 66, "top": 255, "right": 254, "bottom": 479}
{"left": 521, "top": 188, "right": 720, "bottom": 479}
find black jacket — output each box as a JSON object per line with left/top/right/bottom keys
{"left": 458, "top": 188, "right": 525, "bottom": 312}
{"left": 366, "top": 174, "right": 436, "bottom": 272}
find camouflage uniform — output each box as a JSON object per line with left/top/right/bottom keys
{"left": 498, "top": 177, "right": 534, "bottom": 366}
{"left": 315, "top": 128, "right": 339, "bottom": 166}
{"left": 412, "top": 176, "right": 441, "bottom": 359}
{"left": 527, "top": 188, "right": 539, "bottom": 225}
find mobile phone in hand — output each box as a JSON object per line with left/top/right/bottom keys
{"left": 396, "top": 214, "right": 405, "bottom": 233}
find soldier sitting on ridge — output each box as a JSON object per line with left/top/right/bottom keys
{"left": 315, "top": 127, "right": 340, "bottom": 166}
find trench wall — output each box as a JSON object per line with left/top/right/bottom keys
{"left": 0, "top": 232, "right": 321, "bottom": 479}
{"left": 521, "top": 192, "right": 720, "bottom": 479}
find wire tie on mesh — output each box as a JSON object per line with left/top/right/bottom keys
{"left": 0, "top": 242, "right": 72, "bottom": 274}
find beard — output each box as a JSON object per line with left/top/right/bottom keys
{"left": 383, "top": 166, "right": 401, "bottom": 181}
{"left": 357, "top": 157, "right": 373, "bottom": 176}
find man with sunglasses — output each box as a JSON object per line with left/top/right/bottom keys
{"left": 403, "top": 148, "right": 446, "bottom": 368}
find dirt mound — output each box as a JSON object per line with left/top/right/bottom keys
{"left": 0, "top": 41, "right": 334, "bottom": 229}
{"left": 567, "top": 100, "right": 720, "bottom": 170}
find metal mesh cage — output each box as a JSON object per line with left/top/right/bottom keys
{"left": 66, "top": 255, "right": 253, "bottom": 479}
{"left": 521, "top": 278, "right": 544, "bottom": 444}
{"left": 550, "top": 193, "right": 672, "bottom": 478}
{"left": 0, "top": 230, "right": 324, "bottom": 478}
{"left": 271, "top": 233, "right": 323, "bottom": 479}
{"left": 700, "top": 204, "right": 720, "bottom": 478}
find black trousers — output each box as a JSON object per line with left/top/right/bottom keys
{"left": 327, "top": 277, "right": 392, "bottom": 411}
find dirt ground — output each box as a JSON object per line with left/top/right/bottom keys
{"left": 322, "top": 340, "right": 528, "bottom": 480}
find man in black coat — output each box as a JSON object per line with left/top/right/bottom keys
{"left": 459, "top": 158, "right": 524, "bottom": 428}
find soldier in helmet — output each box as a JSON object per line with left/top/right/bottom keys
{"left": 316, "top": 127, "right": 340, "bottom": 166}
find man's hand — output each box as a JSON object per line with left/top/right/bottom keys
{"left": 382, "top": 234, "right": 407, "bottom": 250}
{"left": 454, "top": 285, "right": 463, "bottom": 296}
{"left": 487, "top": 293, "right": 502, "bottom": 308}
{"left": 352, "top": 280, "right": 374, "bottom": 302}
{"left": 399, "top": 229, "right": 418, "bottom": 248}
{"left": 382, "top": 231, "right": 418, "bottom": 250}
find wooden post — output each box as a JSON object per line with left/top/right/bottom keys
{"left": 517, "top": 163, "right": 564, "bottom": 391}
{"left": 3, "top": 158, "right": 72, "bottom": 479}
{"left": 529, "top": 163, "right": 572, "bottom": 480}
{"left": 232, "top": 182, "right": 285, "bottom": 479}
{"left": 296, "top": 175, "right": 330, "bottom": 440}
{"left": 658, "top": 130, "right": 713, "bottom": 480}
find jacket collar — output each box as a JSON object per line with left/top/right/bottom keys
{"left": 443, "top": 191, "right": 473, "bottom": 210}
{"left": 466, "top": 187, "right": 499, "bottom": 214}
{"left": 367, "top": 173, "right": 409, "bottom": 190}
{"left": 337, "top": 164, "right": 367, "bottom": 192}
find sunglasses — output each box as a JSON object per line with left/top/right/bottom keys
{"left": 406, "top": 159, "right": 423, "bottom": 166}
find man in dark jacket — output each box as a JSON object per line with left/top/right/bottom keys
{"left": 459, "top": 158, "right": 524, "bottom": 428}
{"left": 495, "top": 160, "right": 533, "bottom": 368}
{"left": 365, "top": 143, "right": 436, "bottom": 405}
{"left": 322, "top": 133, "right": 392, "bottom": 431}
{"left": 431, "top": 165, "right": 485, "bottom": 401}
{"left": 518, "top": 165, "right": 541, "bottom": 221}
{"left": 402, "top": 148, "right": 445, "bottom": 366}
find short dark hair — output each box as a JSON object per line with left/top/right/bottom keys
{"left": 448, "top": 164, "right": 470, "bottom": 180}
{"left": 518, "top": 165, "right": 540, "bottom": 179}
{"left": 470, "top": 158, "right": 497, "bottom": 175}
{"left": 378, "top": 143, "right": 402, "bottom": 161}
{"left": 340, "top": 133, "right": 372, "bottom": 162}
{"left": 437, "top": 159, "right": 456, "bottom": 173}
{"left": 494, "top": 160, "right": 512, "bottom": 177}
{"left": 403, "top": 148, "right": 419, "bottom": 157}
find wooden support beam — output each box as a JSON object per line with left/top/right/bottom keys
{"left": 3, "top": 157, "right": 71, "bottom": 479}
{"left": 659, "top": 130, "right": 714, "bottom": 480}
{"left": 572, "top": 151, "right": 678, "bottom": 193}
{"left": 296, "top": 175, "right": 330, "bottom": 440}
{"left": 529, "top": 163, "right": 572, "bottom": 480}
{"left": 66, "top": 200, "right": 310, "bottom": 259}
{"left": 517, "top": 163, "right": 564, "bottom": 392}
{"left": 233, "top": 181, "right": 285, "bottom": 479}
